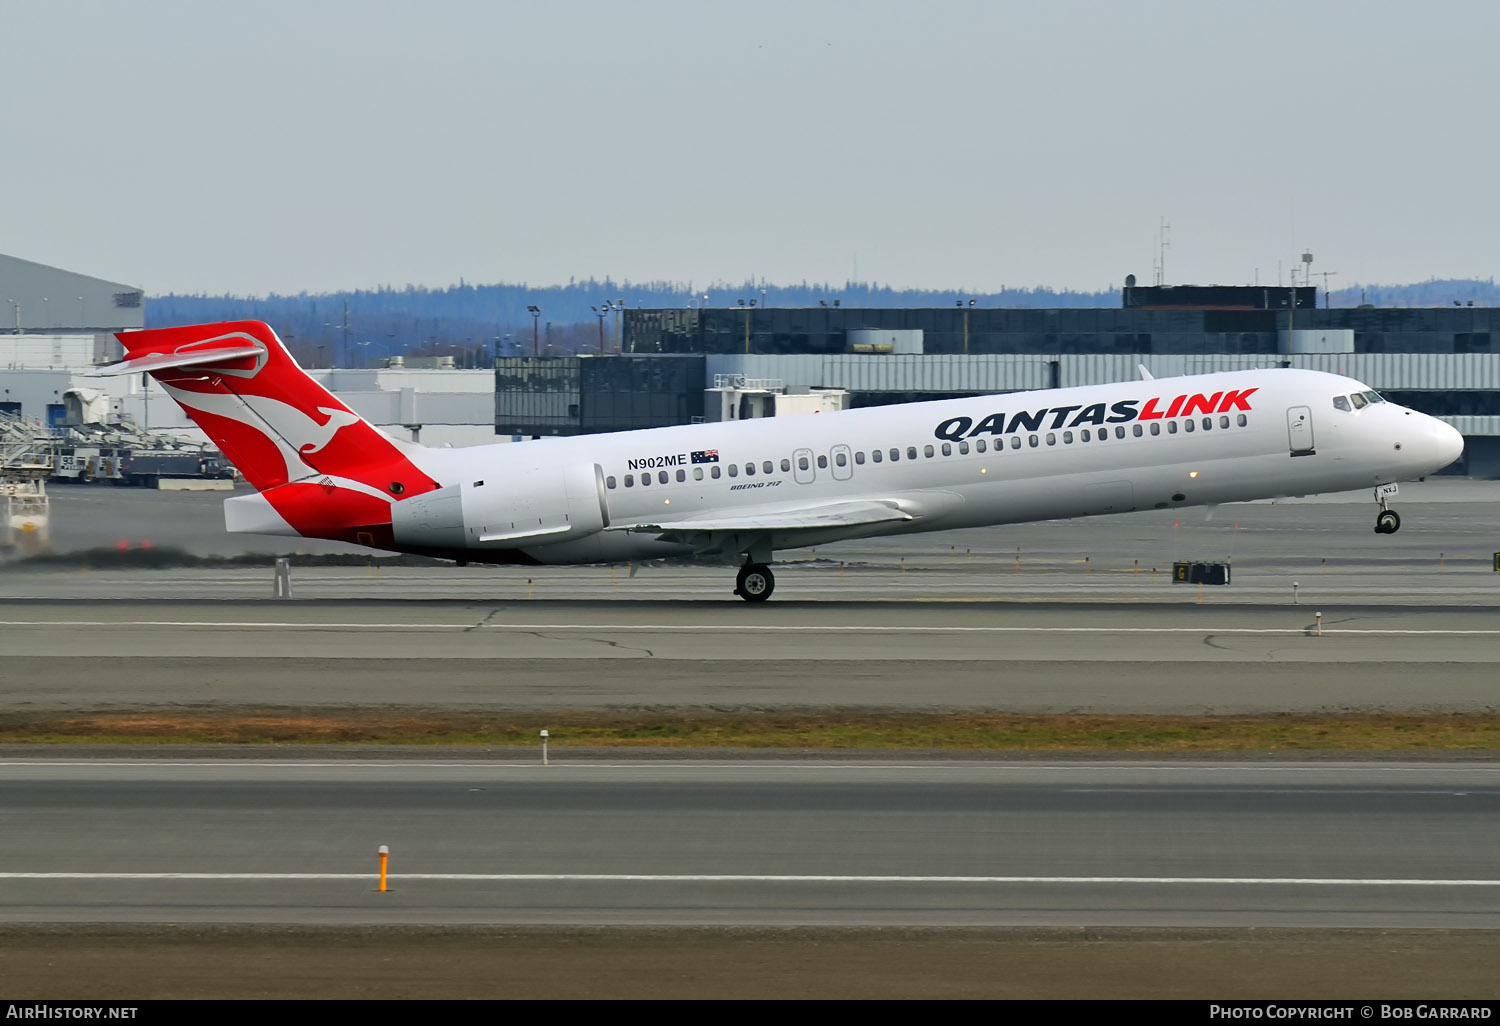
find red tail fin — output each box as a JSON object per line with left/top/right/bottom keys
{"left": 99, "top": 321, "right": 441, "bottom": 540}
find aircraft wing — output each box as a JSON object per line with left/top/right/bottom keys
{"left": 608, "top": 499, "right": 913, "bottom": 535}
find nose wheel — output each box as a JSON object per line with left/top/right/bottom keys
{"left": 735, "top": 563, "right": 775, "bottom": 602}
{"left": 1373, "top": 484, "right": 1402, "bottom": 534}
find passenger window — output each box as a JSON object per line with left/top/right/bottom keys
{"left": 745, "top": 463, "right": 756, "bottom": 476}
{"left": 624, "top": 474, "right": 634, "bottom": 487}
{"left": 1168, "top": 421, "right": 1178, "bottom": 434}
{"left": 780, "top": 458, "right": 791, "bottom": 472}
{"left": 1350, "top": 393, "right": 1368, "bottom": 409}
{"left": 958, "top": 440, "right": 970, "bottom": 454}
{"left": 818, "top": 455, "right": 828, "bottom": 469}
{"left": 1081, "top": 429, "right": 1091, "bottom": 441}
{"left": 1184, "top": 420, "right": 1195, "bottom": 433}
{"left": 1201, "top": 418, "right": 1211, "bottom": 430}
{"left": 711, "top": 466, "right": 721, "bottom": 479}
{"left": 676, "top": 469, "right": 686, "bottom": 482}
{"left": 1219, "top": 415, "right": 1229, "bottom": 429}
{"left": 941, "top": 443, "right": 952, "bottom": 456}
{"left": 923, "top": 445, "right": 934, "bottom": 458}
{"left": 854, "top": 451, "right": 865, "bottom": 465}
{"left": 1115, "top": 426, "right": 1126, "bottom": 439}
{"left": 1132, "top": 424, "right": 1143, "bottom": 437}
{"left": 1237, "top": 413, "right": 1248, "bottom": 427}
{"left": 659, "top": 470, "right": 668, "bottom": 484}
{"left": 907, "top": 447, "right": 918, "bottom": 460}
{"left": 835, "top": 452, "right": 847, "bottom": 467}
{"left": 607, "top": 476, "right": 617, "bottom": 489}
{"left": 975, "top": 439, "right": 986, "bottom": 453}
{"left": 763, "top": 461, "right": 773, "bottom": 474}
{"left": 641, "top": 472, "right": 651, "bottom": 486}
{"left": 871, "top": 450, "right": 882, "bottom": 463}
{"left": 1028, "top": 434, "right": 1039, "bottom": 448}
{"left": 1149, "top": 422, "right": 1160, "bottom": 436}
{"left": 1062, "top": 431, "right": 1073, "bottom": 443}
{"left": 1045, "top": 432, "right": 1056, "bottom": 446}
{"left": 890, "top": 448, "right": 900, "bottom": 461}
{"left": 693, "top": 467, "right": 703, "bottom": 481}
{"left": 1010, "top": 436, "right": 1021, "bottom": 449}
{"left": 728, "top": 464, "right": 738, "bottom": 477}
{"left": 798, "top": 456, "right": 809, "bottom": 470}
{"left": 1333, "top": 396, "right": 1351, "bottom": 412}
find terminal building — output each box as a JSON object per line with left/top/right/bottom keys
{"left": 495, "top": 284, "right": 1500, "bottom": 476}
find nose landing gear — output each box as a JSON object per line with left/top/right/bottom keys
{"left": 1373, "top": 484, "right": 1402, "bottom": 534}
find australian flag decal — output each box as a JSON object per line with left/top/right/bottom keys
{"left": 691, "top": 449, "right": 719, "bottom": 464}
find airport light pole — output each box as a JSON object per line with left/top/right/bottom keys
{"left": 1286, "top": 288, "right": 1302, "bottom": 351}
{"left": 527, "top": 305, "right": 541, "bottom": 356}
{"left": 738, "top": 298, "right": 757, "bottom": 353}
{"left": 592, "top": 306, "right": 606, "bottom": 354}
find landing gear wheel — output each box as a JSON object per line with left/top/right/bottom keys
{"left": 1375, "top": 509, "right": 1401, "bottom": 534}
{"left": 735, "top": 564, "right": 775, "bottom": 602}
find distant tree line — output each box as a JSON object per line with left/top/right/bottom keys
{"left": 146, "top": 275, "right": 1500, "bottom": 368}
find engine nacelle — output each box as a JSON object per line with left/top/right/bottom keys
{"left": 390, "top": 462, "right": 609, "bottom": 551}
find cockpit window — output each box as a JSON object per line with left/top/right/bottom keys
{"left": 1364, "top": 390, "right": 1386, "bottom": 404}
{"left": 1350, "top": 393, "right": 1368, "bottom": 409}
{"left": 1333, "top": 396, "right": 1351, "bottom": 412}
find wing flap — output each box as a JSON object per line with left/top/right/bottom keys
{"left": 609, "top": 499, "right": 912, "bottom": 535}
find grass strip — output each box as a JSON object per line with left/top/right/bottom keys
{"left": 1, "top": 710, "right": 1498, "bottom": 751}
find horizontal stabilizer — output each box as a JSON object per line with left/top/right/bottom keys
{"left": 609, "top": 499, "right": 912, "bottom": 535}
{"left": 90, "top": 344, "right": 263, "bottom": 377}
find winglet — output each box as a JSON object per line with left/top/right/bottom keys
{"left": 1138, "top": 363, "right": 1155, "bottom": 381}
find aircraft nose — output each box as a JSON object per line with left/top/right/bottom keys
{"left": 1432, "top": 418, "right": 1465, "bottom": 469}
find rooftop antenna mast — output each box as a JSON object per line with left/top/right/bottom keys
{"left": 1153, "top": 217, "right": 1171, "bottom": 286}
{"left": 1317, "top": 269, "right": 1339, "bottom": 307}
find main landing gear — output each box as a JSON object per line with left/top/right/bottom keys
{"left": 735, "top": 563, "right": 775, "bottom": 602}
{"left": 1374, "top": 484, "right": 1402, "bottom": 534}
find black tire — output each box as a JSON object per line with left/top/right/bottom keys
{"left": 735, "top": 564, "right": 775, "bottom": 602}
{"left": 1375, "top": 510, "right": 1401, "bottom": 534}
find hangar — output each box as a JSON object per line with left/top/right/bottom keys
{"left": 1, "top": 252, "right": 495, "bottom": 448}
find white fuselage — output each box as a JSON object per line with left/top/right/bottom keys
{"left": 311, "top": 367, "right": 1462, "bottom": 565}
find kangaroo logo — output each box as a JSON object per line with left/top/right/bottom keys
{"left": 160, "top": 386, "right": 364, "bottom": 485}
{"left": 295, "top": 406, "right": 361, "bottom": 454}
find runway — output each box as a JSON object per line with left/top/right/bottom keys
{"left": 3, "top": 481, "right": 1499, "bottom": 948}
{"left": 1, "top": 600, "right": 1498, "bottom": 712}
{"left": 3, "top": 758, "right": 1498, "bottom": 927}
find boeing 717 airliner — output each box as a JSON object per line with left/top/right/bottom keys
{"left": 96, "top": 320, "right": 1464, "bottom": 601}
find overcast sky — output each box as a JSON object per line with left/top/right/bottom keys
{"left": 3, "top": 0, "right": 1496, "bottom": 297}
